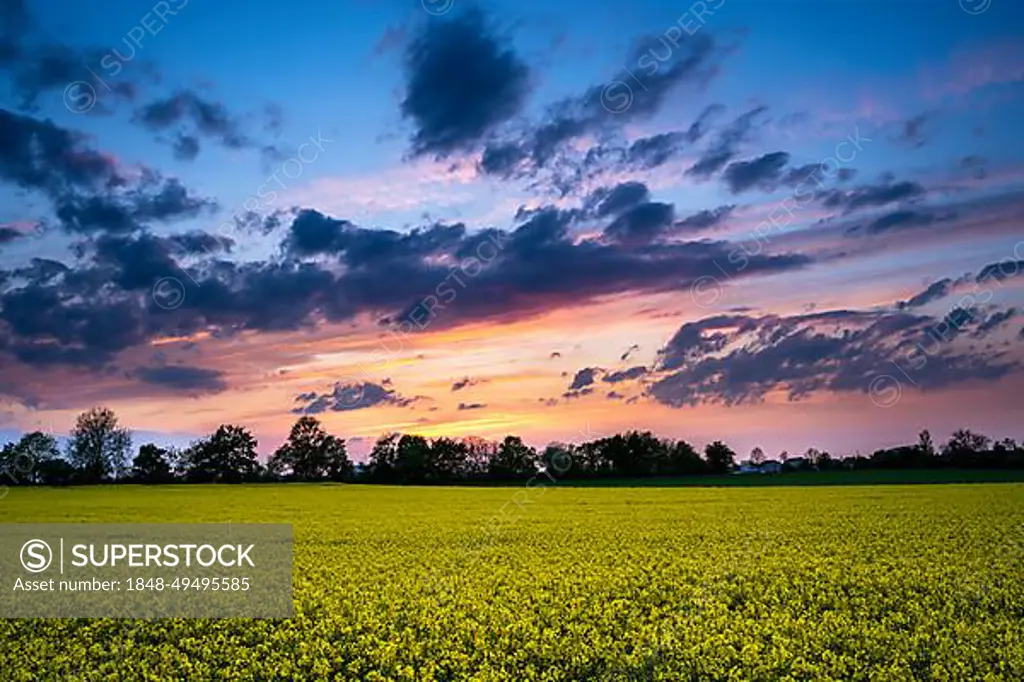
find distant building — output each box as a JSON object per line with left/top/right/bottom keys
{"left": 760, "top": 460, "right": 782, "bottom": 474}
{"left": 735, "top": 462, "right": 761, "bottom": 474}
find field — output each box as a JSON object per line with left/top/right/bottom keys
{"left": 2, "top": 482, "right": 1023, "bottom": 680}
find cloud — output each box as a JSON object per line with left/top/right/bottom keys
{"left": 569, "top": 367, "right": 602, "bottom": 390}
{"left": 899, "top": 278, "right": 952, "bottom": 309}
{"left": 0, "top": 108, "right": 216, "bottom": 234}
{"left": 0, "top": 2, "right": 142, "bottom": 110}
{"left": 293, "top": 381, "right": 416, "bottom": 414}
{"left": 402, "top": 9, "right": 530, "bottom": 158}
{"left": 0, "top": 225, "right": 27, "bottom": 245}
{"left": 894, "top": 112, "right": 932, "bottom": 149}
{"left": 975, "top": 308, "right": 1017, "bottom": 336}
{"left": 620, "top": 344, "right": 639, "bottom": 362}
{"left": 134, "top": 90, "right": 255, "bottom": 158}
{"left": 686, "top": 105, "right": 768, "bottom": 179}
{"left": 133, "top": 365, "right": 228, "bottom": 393}
{"left": 0, "top": 198, "right": 812, "bottom": 375}
{"left": 457, "top": 402, "right": 486, "bottom": 411}
{"left": 451, "top": 376, "right": 485, "bottom": 391}
{"left": 674, "top": 205, "right": 735, "bottom": 232}
{"left": 852, "top": 208, "right": 958, "bottom": 236}
{"left": 976, "top": 260, "right": 1024, "bottom": 283}
{"left": 585, "top": 181, "right": 650, "bottom": 218}
{"left": 603, "top": 202, "right": 675, "bottom": 244}
{"left": 649, "top": 308, "right": 1019, "bottom": 408}
{"left": 722, "top": 151, "right": 790, "bottom": 194}
{"left": 603, "top": 366, "right": 648, "bottom": 383}
{"left": 56, "top": 177, "right": 216, "bottom": 234}
{"left": 821, "top": 179, "right": 927, "bottom": 214}
{"left": 478, "top": 31, "right": 722, "bottom": 185}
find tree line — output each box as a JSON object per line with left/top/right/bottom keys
{"left": 1, "top": 406, "right": 1023, "bottom": 489}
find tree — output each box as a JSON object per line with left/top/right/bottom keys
{"left": 67, "top": 407, "right": 132, "bottom": 483}
{"left": 366, "top": 433, "right": 400, "bottom": 482}
{"left": 942, "top": 428, "right": 992, "bottom": 467}
{"left": 917, "top": 430, "right": 936, "bottom": 459}
{"left": 183, "top": 425, "right": 260, "bottom": 483}
{"left": 1, "top": 432, "right": 60, "bottom": 485}
{"left": 394, "top": 435, "right": 435, "bottom": 483}
{"left": 704, "top": 441, "right": 736, "bottom": 474}
{"left": 431, "top": 437, "right": 470, "bottom": 481}
{"left": 132, "top": 444, "right": 173, "bottom": 483}
{"left": 488, "top": 436, "right": 537, "bottom": 479}
{"left": 269, "top": 417, "right": 352, "bottom": 481}
{"left": 600, "top": 431, "right": 667, "bottom": 477}
{"left": 665, "top": 440, "right": 706, "bottom": 475}
{"left": 749, "top": 446, "right": 766, "bottom": 466}
{"left": 539, "top": 443, "right": 576, "bottom": 478}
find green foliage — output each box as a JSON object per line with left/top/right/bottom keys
{"left": 0, "top": 483, "right": 1022, "bottom": 679}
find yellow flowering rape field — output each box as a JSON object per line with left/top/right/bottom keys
{"left": 2, "top": 482, "right": 1023, "bottom": 680}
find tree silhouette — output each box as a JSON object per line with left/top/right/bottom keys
{"left": 704, "top": 441, "right": 736, "bottom": 474}
{"left": 488, "top": 436, "right": 536, "bottom": 479}
{"left": 270, "top": 417, "right": 352, "bottom": 481}
{"left": 132, "top": 444, "right": 173, "bottom": 483}
{"left": 67, "top": 407, "right": 132, "bottom": 483}
{"left": 183, "top": 425, "right": 260, "bottom": 483}
{"left": 1, "top": 432, "right": 60, "bottom": 485}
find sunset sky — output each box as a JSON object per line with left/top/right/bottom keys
{"left": 1, "top": 0, "right": 1022, "bottom": 460}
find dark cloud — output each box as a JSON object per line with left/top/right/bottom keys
{"left": 173, "top": 134, "right": 200, "bottom": 161}
{"left": 402, "top": 9, "right": 530, "bottom": 158}
{"left": 585, "top": 182, "right": 650, "bottom": 218}
{"left": 852, "top": 208, "right": 957, "bottom": 236}
{"left": 133, "top": 365, "right": 227, "bottom": 393}
{"left": 722, "top": 151, "right": 790, "bottom": 194}
{"left": 899, "top": 278, "right": 952, "bottom": 309}
{"left": 686, "top": 105, "right": 768, "bottom": 179}
{"left": 286, "top": 209, "right": 466, "bottom": 264}
{"left": 478, "top": 32, "right": 721, "bottom": 183}
{"left": 451, "top": 376, "right": 484, "bottom": 392}
{"left": 649, "top": 308, "right": 1018, "bottom": 408}
{"left": 895, "top": 112, "right": 931, "bottom": 149}
{"left": 457, "top": 402, "right": 486, "bottom": 411}
{"left": 55, "top": 177, "right": 216, "bottom": 234}
{"left": 0, "top": 226, "right": 25, "bottom": 245}
{"left": 135, "top": 90, "right": 251, "bottom": 157}
{"left": 165, "top": 231, "right": 234, "bottom": 256}
{"left": 975, "top": 308, "right": 1017, "bottom": 336}
{"left": 620, "top": 344, "right": 639, "bottom": 362}
{"left": 569, "top": 367, "right": 601, "bottom": 390}
{"left": 622, "top": 132, "right": 688, "bottom": 170}
{"left": 821, "top": 179, "right": 926, "bottom": 214}
{"left": 0, "top": 3, "right": 143, "bottom": 111}
{"left": 293, "top": 381, "right": 416, "bottom": 414}
{"left": 0, "top": 108, "right": 216, "bottom": 234}
{"left": 603, "top": 202, "right": 674, "bottom": 244}
{"left": 0, "top": 108, "right": 122, "bottom": 195}
{"left": 674, "top": 205, "right": 734, "bottom": 232}
{"left": 976, "top": 260, "right": 1024, "bottom": 283}
{"left": 603, "top": 366, "right": 648, "bottom": 383}
{"left": 959, "top": 155, "right": 987, "bottom": 180}
{"left": 0, "top": 198, "right": 812, "bottom": 374}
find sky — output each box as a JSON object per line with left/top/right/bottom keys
{"left": 1, "top": 0, "right": 1022, "bottom": 461}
